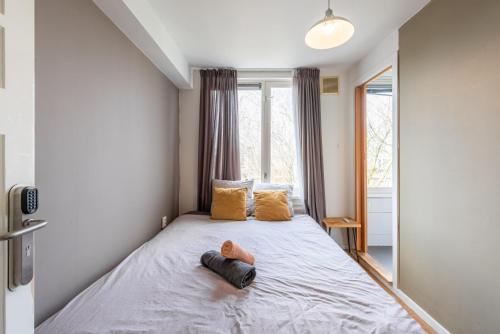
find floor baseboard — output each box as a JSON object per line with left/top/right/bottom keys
{"left": 358, "top": 258, "right": 446, "bottom": 334}
{"left": 394, "top": 289, "right": 450, "bottom": 334}
{"left": 344, "top": 244, "right": 450, "bottom": 333}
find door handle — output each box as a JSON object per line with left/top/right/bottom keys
{"left": 8, "top": 185, "right": 48, "bottom": 290}
{"left": 0, "top": 219, "right": 47, "bottom": 241}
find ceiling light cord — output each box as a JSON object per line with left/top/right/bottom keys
{"left": 326, "top": 0, "right": 334, "bottom": 17}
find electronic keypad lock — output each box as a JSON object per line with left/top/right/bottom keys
{"left": 2, "top": 185, "right": 48, "bottom": 290}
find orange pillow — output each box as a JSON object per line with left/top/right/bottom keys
{"left": 211, "top": 187, "right": 247, "bottom": 221}
{"left": 254, "top": 190, "right": 291, "bottom": 221}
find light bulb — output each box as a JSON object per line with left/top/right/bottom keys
{"left": 322, "top": 21, "right": 335, "bottom": 35}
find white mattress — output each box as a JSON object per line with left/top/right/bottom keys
{"left": 37, "top": 214, "right": 424, "bottom": 334}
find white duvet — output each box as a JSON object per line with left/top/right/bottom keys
{"left": 37, "top": 214, "right": 424, "bottom": 334}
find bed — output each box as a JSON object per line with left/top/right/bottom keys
{"left": 37, "top": 214, "right": 424, "bottom": 334}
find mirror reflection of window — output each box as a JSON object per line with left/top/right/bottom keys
{"left": 364, "top": 68, "right": 394, "bottom": 278}
{"left": 366, "top": 69, "right": 393, "bottom": 189}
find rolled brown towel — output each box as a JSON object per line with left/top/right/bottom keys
{"left": 221, "top": 240, "right": 255, "bottom": 265}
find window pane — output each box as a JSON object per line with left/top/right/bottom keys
{"left": 270, "top": 86, "right": 297, "bottom": 186}
{"left": 238, "top": 88, "right": 262, "bottom": 183}
{"left": 366, "top": 87, "right": 393, "bottom": 188}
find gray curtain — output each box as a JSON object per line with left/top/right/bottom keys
{"left": 293, "top": 68, "right": 326, "bottom": 223}
{"left": 197, "top": 69, "right": 241, "bottom": 212}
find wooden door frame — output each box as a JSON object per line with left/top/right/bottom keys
{"left": 354, "top": 66, "right": 393, "bottom": 253}
{"left": 354, "top": 85, "right": 367, "bottom": 252}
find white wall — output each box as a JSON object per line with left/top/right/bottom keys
{"left": 347, "top": 32, "right": 399, "bottom": 87}
{"left": 318, "top": 69, "right": 351, "bottom": 246}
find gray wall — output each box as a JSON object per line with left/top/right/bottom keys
{"left": 399, "top": 0, "right": 500, "bottom": 333}
{"left": 34, "top": 0, "right": 179, "bottom": 325}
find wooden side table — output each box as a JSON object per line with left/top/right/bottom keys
{"left": 322, "top": 217, "right": 361, "bottom": 261}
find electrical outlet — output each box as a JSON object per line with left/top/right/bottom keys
{"left": 161, "top": 216, "right": 168, "bottom": 229}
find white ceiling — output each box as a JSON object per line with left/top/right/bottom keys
{"left": 147, "top": 0, "right": 429, "bottom": 70}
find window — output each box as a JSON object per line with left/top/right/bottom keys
{"left": 238, "top": 81, "right": 299, "bottom": 191}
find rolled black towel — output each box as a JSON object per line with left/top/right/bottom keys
{"left": 200, "top": 250, "right": 256, "bottom": 289}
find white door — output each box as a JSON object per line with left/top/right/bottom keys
{"left": 0, "top": 0, "right": 36, "bottom": 333}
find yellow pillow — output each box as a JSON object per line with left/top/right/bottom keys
{"left": 254, "top": 190, "right": 291, "bottom": 221}
{"left": 211, "top": 187, "right": 247, "bottom": 221}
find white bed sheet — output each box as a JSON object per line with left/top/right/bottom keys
{"left": 37, "top": 214, "right": 424, "bottom": 334}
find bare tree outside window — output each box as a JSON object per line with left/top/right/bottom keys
{"left": 366, "top": 89, "right": 393, "bottom": 188}
{"left": 270, "top": 87, "right": 297, "bottom": 185}
{"left": 238, "top": 89, "right": 262, "bottom": 182}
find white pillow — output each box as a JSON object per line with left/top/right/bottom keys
{"left": 291, "top": 196, "right": 306, "bottom": 215}
{"left": 253, "top": 183, "right": 294, "bottom": 216}
{"left": 212, "top": 179, "right": 254, "bottom": 216}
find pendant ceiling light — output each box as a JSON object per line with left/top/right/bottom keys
{"left": 305, "top": 0, "right": 355, "bottom": 50}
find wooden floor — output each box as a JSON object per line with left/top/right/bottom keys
{"left": 358, "top": 251, "right": 393, "bottom": 283}
{"left": 352, "top": 253, "right": 437, "bottom": 334}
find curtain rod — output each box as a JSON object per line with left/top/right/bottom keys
{"left": 189, "top": 67, "right": 294, "bottom": 80}
{"left": 190, "top": 66, "right": 294, "bottom": 72}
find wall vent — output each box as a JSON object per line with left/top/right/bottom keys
{"left": 320, "top": 76, "right": 339, "bottom": 95}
